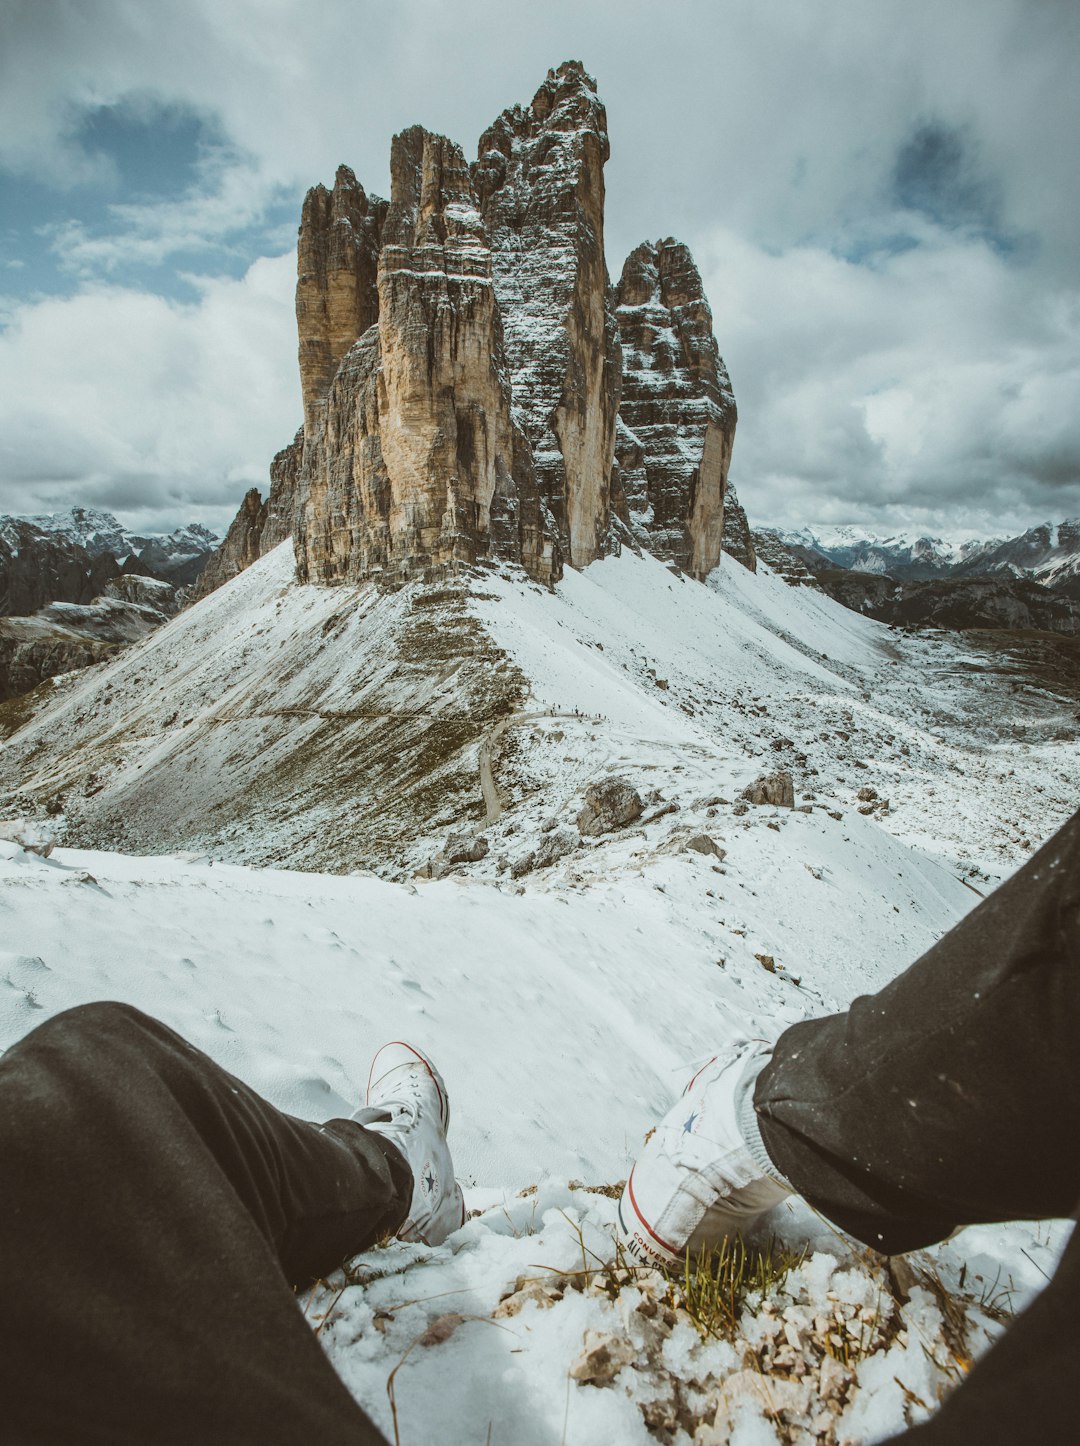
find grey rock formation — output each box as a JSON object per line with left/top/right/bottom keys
{"left": 511, "top": 825, "right": 578, "bottom": 877}
{"left": 296, "top": 166, "right": 386, "bottom": 438}
{"left": 202, "top": 62, "right": 741, "bottom": 598}
{"left": 445, "top": 830, "right": 489, "bottom": 863}
{"left": 104, "top": 574, "right": 179, "bottom": 615}
{"left": 722, "top": 484, "right": 757, "bottom": 572}
{"left": 613, "top": 238, "right": 737, "bottom": 579}
{"left": 741, "top": 770, "right": 795, "bottom": 808}
{"left": 750, "top": 529, "right": 822, "bottom": 586}
{"left": 576, "top": 776, "right": 644, "bottom": 836}
{"left": 475, "top": 60, "right": 621, "bottom": 569}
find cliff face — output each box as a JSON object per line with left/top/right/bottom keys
{"left": 474, "top": 60, "right": 621, "bottom": 567}
{"left": 297, "top": 128, "right": 557, "bottom": 585}
{"left": 613, "top": 239, "right": 738, "bottom": 579}
{"left": 296, "top": 166, "right": 387, "bottom": 438}
{"left": 722, "top": 484, "right": 757, "bottom": 572}
{"left": 203, "top": 61, "right": 739, "bottom": 596}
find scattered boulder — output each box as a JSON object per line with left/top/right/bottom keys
{"left": 740, "top": 769, "right": 795, "bottom": 809}
{"left": 0, "top": 818, "right": 56, "bottom": 857}
{"left": 415, "top": 855, "right": 452, "bottom": 880}
{"left": 683, "top": 833, "right": 726, "bottom": 860}
{"left": 511, "top": 826, "right": 578, "bottom": 878}
{"left": 576, "top": 777, "right": 644, "bottom": 836}
{"left": 535, "top": 827, "right": 578, "bottom": 868}
{"left": 857, "top": 785, "right": 878, "bottom": 802}
{"left": 444, "top": 830, "right": 489, "bottom": 864}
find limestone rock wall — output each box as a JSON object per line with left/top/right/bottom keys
{"left": 613, "top": 239, "right": 737, "bottom": 579}
{"left": 722, "top": 484, "right": 757, "bottom": 572}
{"left": 474, "top": 61, "right": 621, "bottom": 567}
{"left": 296, "top": 166, "right": 387, "bottom": 437}
{"left": 297, "top": 128, "right": 558, "bottom": 585}
{"left": 201, "top": 62, "right": 742, "bottom": 599}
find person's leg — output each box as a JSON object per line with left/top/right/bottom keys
{"left": 742, "top": 807, "right": 1080, "bottom": 1443}
{"left": 0, "top": 1001, "right": 410, "bottom": 1446}
{"left": 752, "top": 806, "right": 1080, "bottom": 1250}
{"left": 886, "top": 1220, "right": 1079, "bottom": 1444}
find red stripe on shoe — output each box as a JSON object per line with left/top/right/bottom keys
{"left": 683, "top": 1055, "right": 718, "bottom": 1097}
{"left": 626, "top": 1166, "right": 680, "bottom": 1259}
{"left": 367, "top": 1041, "right": 449, "bottom": 1131}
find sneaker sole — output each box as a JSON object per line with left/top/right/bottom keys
{"left": 616, "top": 1164, "right": 683, "bottom": 1267}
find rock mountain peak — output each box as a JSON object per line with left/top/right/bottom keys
{"left": 203, "top": 61, "right": 750, "bottom": 598}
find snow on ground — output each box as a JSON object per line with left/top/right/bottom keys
{"left": 1, "top": 544, "right": 1076, "bottom": 1441}
{"left": 0, "top": 811, "right": 1070, "bottom": 1442}
{"left": 472, "top": 549, "right": 1076, "bottom": 884}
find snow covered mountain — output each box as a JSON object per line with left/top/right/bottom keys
{"left": 2, "top": 541, "right": 1074, "bottom": 881}
{"left": 769, "top": 520, "right": 1080, "bottom": 592}
{"left": 1, "top": 544, "right": 1074, "bottom": 1443}
{"left": 8, "top": 506, "right": 219, "bottom": 577}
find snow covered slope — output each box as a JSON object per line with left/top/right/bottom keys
{"left": 1, "top": 544, "right": 1075, "bottom": 1443}
{"left": 2, "top": 543, "right": 1074, "bottom": 882}
{"left": 0, "top": 800, "right": 1067, "bottom": 1443}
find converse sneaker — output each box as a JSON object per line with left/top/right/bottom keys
{"left": 352, "top": 1041, "right": 465, "bottom": 1246}
{"left": 617, "top": 1042, "right": 791, "bottom": 1267}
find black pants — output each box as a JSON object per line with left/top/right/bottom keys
{"left": 756, "top": 805, "right": 1080, "bottom": 1442}
{"left": 1, "top": 812, "right": 1077, "bottom": 1443}
{"left": 0, "top": 1003, "right": 411, "bottom": 1445}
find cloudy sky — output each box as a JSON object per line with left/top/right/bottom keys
{"left": 1, "top": 0, "right": 1078, "bottom": 540}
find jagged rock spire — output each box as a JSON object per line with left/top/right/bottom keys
{"left": 613, "top": 238, "right": 738, "bottom": 579}
{"left": 296, "top": 165, "right": 386, "bottom": 437}
{"left": 202, "top": 63, "right": 742, "bottom": 597}
{"left": 474, "top": 61, "right": 621, "bottom": 568}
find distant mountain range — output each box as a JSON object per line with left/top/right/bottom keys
{"left": 755, "top": 520, "right": 1080, "bottom": 634}
{"left": 0, "top": 508, "right": 220, "bottom": 700}
{"left": 1, "top": 507, "right": 219, "bottom": 616}
{"left": 764, "top": 520, "right": 1080, "bottom": 596}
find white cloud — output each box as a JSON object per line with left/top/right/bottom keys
{"left": 0, "top": 0, "right": 1077, "bottom": 536}
{"left": 705, "top": 227, "right": 1080, "bottom": 533}
{"left": 0, "top": 252, "right": 298, "bottom": 532}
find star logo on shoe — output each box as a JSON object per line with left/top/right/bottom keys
{"left": 423, "top": 1167, "right": 437, "bottom": 1196}
{"left": 683, "top": 1112, "right": 698, "bottom": 1134}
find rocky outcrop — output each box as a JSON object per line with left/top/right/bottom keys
{"left": 750, "top": 528, "right": 821, "bottom": 586}
{"left": 296, "top": 166, "right": 386, "bottom": 437}
{"left": 475, "top": 61, "right": 621, "bottom": 568}
{"left": 193, "top": 435, "right": 304, "bottom": 600}
{"left": 741, "top": 770, "right": 795, "bottom": 808}
{"left": 296, "top": 127, "right": 556, "bottom": 586}
{"left": 613, "top": 239, "right": 737, "bottom": 580}
{"left": 0, "top": 521, "right": 119, "bottom": 616}
{"left": 722, "top": 485, "right": 757, "bottom": 572}
{"left": 103, "top": 574, "right": 179, "bottom": 615}
{"left": 204, "top": 61, "right": 740, "bottom": 597}
{"left": 576, "top": 776, "right": 644, "bottom": 836}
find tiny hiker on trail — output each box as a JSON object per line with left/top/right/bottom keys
{"left": 1, "top": 809, "right": 1078, "bottom": 1443}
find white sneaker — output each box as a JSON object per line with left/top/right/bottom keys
{"left": 617, "top": 1043, "right": 791, "bottom": 1268}
{"left": 352, "top": 1041, "right": 465, "bottom": 1246}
